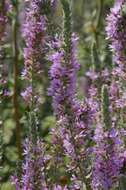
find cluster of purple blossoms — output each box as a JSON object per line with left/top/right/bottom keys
{"left": 91, "top": 1, "right": 126, "bottom": 189}
{"left": 92, "top": 122, "right": 123, "bottom": 190}
{"left": 12, "top": 1, "right": 48, "bottom": 189}
{"left": 106, "top": 0, "right": 126, "bottom": 124}
{"left": 48, "top": 29, "right": 98, "bottom": 188}
{"left": 48, "top": 34, "right": 80, "bottom": 116}
{"left": 12, "top": 138, "right": 51, "bottom": 190}
{"left": 49, "top": 33, "right": 98, "bottom": 119}
{"left": 107, "top": 0, "right": 126, "bottom": 112}
{"left": 21, "top": 0, "right": 47, "bottom": 104}
{"left": 106, "top": 0, "right": 126, "bottom": 116}
{"left": 106, "top": 0, "right": 126, "bottom": 64}
{"left": 85, "top": 67, "right": 122, "bottom": 190}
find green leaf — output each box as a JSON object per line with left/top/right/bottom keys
{"left": 10, "top": 0, "right": 17, "bottom": 6}
{"left": 119, "top": 175, "right": 126, "bottom": 190}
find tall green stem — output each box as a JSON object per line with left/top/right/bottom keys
{"left": 12, "top": 0, "right": 22, "bottom": 159}
{"left": 91, "top": 0, "right": 104, "bottom": 95}
{"left": 0, "top": 121, "right": 3, "bottom": 187}
{"left": 95, "top": 0, "right": 104, "bottom": 46}
{"left": 91, "top": 0, "right": 104, "bottom": 66}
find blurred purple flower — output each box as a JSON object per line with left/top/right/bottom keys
{"left": 106, "top": 0, "right": 126, "bottom": 66}
{"left": 92, "top": 123, "right": 123, "bottom": 190}
{"left": 21, "top": 86, "right": 32, "bottom": 103}
{"left": 12, "top": 138, "right": 49, "bottom": 190}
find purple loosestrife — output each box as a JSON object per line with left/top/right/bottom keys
{"left": 92, "top": 85, "right": 123, "bottom": 190}
{"left": 106, "top": 0, "right": 126, "bottom": 129}
{"left": 106, "top": 1, "right": 126, "bottom": 188}
{"left": 106, "top": 0, "right": 126, "bottom": 127}
{"left": 22, "top": 0, "right": 46, "bottom": 104}
{"left": 48, "top": 0, "right": 97, "bottom": 189}
{"left": 48, "top": 1, "right": 97, "bottom": 126}
{"left": 92, "top": 123, "right": 123, "bottom": 190}
{"left": 106, "top": 0, "right": 126, "bottom": 104}
{"left": 12, "top": 1, "right": 53, "bottom": 189}
{"left": 48, "top": 34, "right": 80, "bottom": 116}
{"left": 12, "top": 138, "right": 50, "bottom": 190}
{"left": 21, "top": 0, "right": 49, "bottom": 153}
{"left": 106, "top": 0, "right": 126, "bottom": 65}
{"left": 51, "top": 0, "right": 57, "bottom": 11}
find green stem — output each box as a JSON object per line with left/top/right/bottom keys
{"left": 0, "top": 121, "right": 3, "bottom": 186}
{"left": 95, "top": 0, "right": 104, "bottom": 46}
{"left": 12, "top": 1, "right": 22, "bottom": 159}
{"left": 91, "top": 0, "right": 104, "bottom": 63}
{"left": 91, "top": 0, "right": 104, "bottom": 95}
{"left": 101, "top": 85, "right": 111, "bottom": 130}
